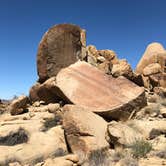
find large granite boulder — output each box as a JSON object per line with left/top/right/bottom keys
{"left": 37, "top": 24, "right": 86, "bottom": 83}
{"left": 136, "top": 42, "right": 166, "bottom": 90}
{"left": 55, "top": 61, "right": 146, "bottom": 120}
{"left": 62, "top": 105, "right": 109, "bottom": 164}
{"left": 136, "top": 42, "right": 166, "bottom": 74}
{"left": 31, "top": 61, "right": 146, "bottom": 120}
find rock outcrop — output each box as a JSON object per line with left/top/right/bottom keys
{"left": 136, "top": 42, "right": 166, "bottom": 90}
{"left": 2, "top": 24, "right": 166, "bottom": 166}
{"left": 30, "top": 61, "right": 146, "bottom": 120}
{"left": 37, "top": 24, "right": 86, "bottom": 83}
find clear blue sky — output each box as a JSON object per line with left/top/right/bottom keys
{"left": 0, "top": 0, "right": 166, "bottom": 99}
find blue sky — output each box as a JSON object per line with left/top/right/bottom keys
{"left": 0, "top": 0, "right": 166, "bottom": 99}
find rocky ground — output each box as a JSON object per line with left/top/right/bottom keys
{"left": 0, "top": 24, "right": 166, "bottom": 166}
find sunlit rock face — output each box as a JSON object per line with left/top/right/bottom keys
{"left": 37, "top": 24, "right": 86, "bottom": 83}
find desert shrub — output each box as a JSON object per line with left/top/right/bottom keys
{"left": 83, "top": 148, "right": 111, "bottom": 166}
{"left": 129, "top": 140, "right": 152, "bottom": 158}
{"left": 0, "top": 128, "right": 28, "bottom": 146}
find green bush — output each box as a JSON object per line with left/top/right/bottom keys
{"left": 130, "top": 140, "right": 152, "bottom": 158}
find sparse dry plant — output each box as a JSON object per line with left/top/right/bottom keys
{"left": 129, "top": 140, "right": 152, "bottom": 158}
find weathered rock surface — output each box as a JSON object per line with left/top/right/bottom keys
{"left": 139, "top": 157, "right": 166, "bottom": 166}
{"left": 111, "top": 59, "right": 133, "bottom": 78}
{"left": 106, "top": 121, "right": 143, "bottom": 147}
{"left": 35, "top": 154, "right": 79, "bottom": 166}
{"left": 37, "top": 24, "right": 86, "bottom": 83}
{"left": 0, "top": 112, "right": 67, "bottom": 165}
{"left": 135, "top": 42, "right": 166, "bottom": 90}
{"left": 55, "top": 61, "right": 146, "bottom": 120}
{"left": 143, "top": 63, "right": 162, "bottom": 76}
{"left": 136, "top": 42, "right": 166, "bottom": 74}
{"left": 126, "top": 119, "right": 166, "bottom": 139}
{"left": 62, "top": 105, "right": 109, "bottom": 163}
{"left": 8, "top": 96, "right": 30, "bottom": 115}
{"left": 30, "top": 61, "right": 146, "bottom": 120}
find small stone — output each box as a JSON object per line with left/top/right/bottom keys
{"left": 160, "top": 108, "right": 166, "bottom": 118}
{"left": 8, "top": 96, "right": 30, "bottom": 115}
{"left": 97, "top": 56, "right": 106, "bottom": 63}
{"left": 48, "top": 103, "right": 60, "bottom": 113}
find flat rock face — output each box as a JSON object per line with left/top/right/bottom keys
{"left": 62, "top": 105, "right": 109, "bottom": 163}
{"left": 37, "top": 24, "right": 86, "bottom": 82}
{"left": 56, "top": 61, "right": 146, "bottom": 120}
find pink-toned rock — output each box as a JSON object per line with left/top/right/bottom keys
{"left": 37, "top": 24, "right": 86, "bottom": 83}
{"left": 56, "top": 61, "right": 146, "bottom": 120}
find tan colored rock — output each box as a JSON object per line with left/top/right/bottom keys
{"left": 143, "top": 63, "right": 162, "bottom": 76}
{"left": 8, "top": 96, "right": 30, "bottom": 115}
{"left": 28, "top": 103, "right": 60, "bottom": 113}
{"left": 150, "top": 135, "right": 166, "bottom": 152}
{"left": 55, "top": 61, "right": 146, "bottom": 120}
{"left": 86, "top": 45, "right": 98, "bottom": 58}
{"left": 9, "top": 162, "right": 22, "bottom": 166}
{"left": 0, "top": 112, "right": 67, "bottom": 165}
{"left": 29, "top": 82, "right": 41, "bottom": 102}
{"left": 139, "top": 157, "right": 166, "bottom": 166}
{"left": 97, "top": 56, "right": 106, "bottom": 63}
{"left": 111, "top": 59, "right": 133, "bottom": 78}
{"left": 97, "top": 60, "right": 112, "bottom": 74}
{"left": 98, "top": 49, "right": 116, "bottom": 61}
{"left": 150, "top": 73, "right": 166, "bottom": 88}
{"left": 37, "top": 24, "right": 86, "bottom": 83}
{"left": 126, "top": 120, "right": 166, "bottom": 139}
{"left": 41, "top": 154, "right": 79, "bottom": 166}
{"left": 107, "top": 121, "right": 143, "bottom": 147}
{"left": 160, "top": 108, "right": 166, "bottom": 118}
{"left": 136, "top": 42, "right": 166, "bottom": 74}
{"left": 62, "top": 105, "right": 109, "bottom": 163}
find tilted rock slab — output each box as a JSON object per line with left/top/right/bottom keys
{"left": 37, "top": 24, "right": 86, "bottom": 82}
{"left": 62, "top": 105, "right": 110, "bottom": 164}
{"left": 54, "top": 61, "right": 146, "bottom": 120}
{"left": 30, "top": 61, "right": 146, "bottom": 120}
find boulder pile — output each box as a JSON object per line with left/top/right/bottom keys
{"left": 0, "top": 24, "right": 166, "bottom": 166}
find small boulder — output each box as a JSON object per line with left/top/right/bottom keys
{"left": 98, "top": 49, "right": 116, "bottom": 61}
{"left": 143, "top": 63, "right": 162, "bottom": 76}
{"left": 106, "top": 121, "right": 143, "bottom": 147}
{"left": 111, "top": 59, "right": 133, "bottom": 79}
{"left": 8, "top": 96, "right": 30, "bottom": 115}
